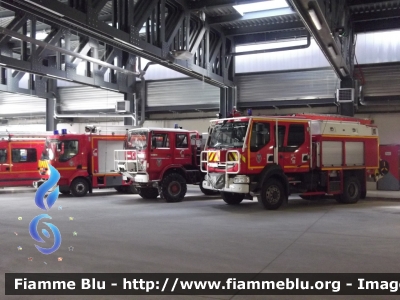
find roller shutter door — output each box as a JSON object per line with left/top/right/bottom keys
{"left": 237, "top": 68, "right": 338, "bottom": 105}
{"left": 361, "top": 64, "right": 400, "bottom": 97}
{"left": 0, "top": 92, "right": 45, "bottom": 116}
{"left": 59, "top": 86, "right": 124, "bottom": 112}
{"left": 146, "top": 79, "right": 220, "bottom": 109}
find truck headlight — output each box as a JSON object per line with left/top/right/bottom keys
{"left": 233, "top": 176, "right": 250, "bottom": 184}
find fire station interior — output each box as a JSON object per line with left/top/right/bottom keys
{"left": 1, "top": 0, "right": 400, "bottom": 295}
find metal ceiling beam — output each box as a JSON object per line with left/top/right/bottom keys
{"left": 208, "top": 8, "right": 296, "bottom": 25}
{"left": 0, "top": 26, "right": 140, "bottom": 75}
{"left": 352, "top": 9, "right": 400, "bottom": 22}
{"left": 224, "top": 21, "right": 304, "bottom": 36}
{"left": 354, "top": 18, "right": 400, "bottom": 32}
{"left": 2, "top": 0, "right": 233, "bottom": 87}
{"left": 233, "top": 28, "right": 308, "bottom": 44}
{"left": 290, "top": 0, "right": 352, "bottom": 80}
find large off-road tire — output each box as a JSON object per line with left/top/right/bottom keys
{"left": 335, "top": 177, "right": 361, "bottom": 204}
{"left": 160, "top": 173, "right": 187, "bottom": 203}
{"left": 138, "top": 187, "right": 159, "bottom": 199}
{"left": 199, "top": 184, "right": 219, "bottom": 196}
{"left": 258, "top": 179, "right": 285, "bottom": 210}
{"left": 70, "top": 178, "right": 89, "bottom": 197}
{"left": 221, "top": 192, "right": 245, "bottom": 205}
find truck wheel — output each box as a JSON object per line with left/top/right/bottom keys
{"left": 114, "top": 186, "right": 124, "bottom": 193}
{"left": 258, "top": 179, "right": 285, "bottom": 210}
{"left": 335, "top": 177, "right": 361, "bottom": 204}
{"left": 138, "top": 188, "right": 159, "bottom": 199}
{"left": 200, "top": 184, "right": 219, "bottom": 196}
{"left": 161, "top": 173, "right": 187, "bottom": 203}
{"left": 123, "top": 185, "right": 137, "bottom": 194}
{"left": 221, "top": 192, "right": 244, "bottom": 205}
{"left": 70, "top": 178, "right": 89, "bottom": 197}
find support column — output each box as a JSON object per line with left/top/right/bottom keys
{"left": 219, "top": 87, "right": 227, "bottom": 118}
{"left": 227, "top": 87, "right": 235, "bottom": 115}
{"left": 124, "top": 92, "right": 135, "bottom": 126}
{"left": 338, "top": 78, "right": 355, "bottom": 117}
{"left": 45, "top": 97, "right": 57, "bottom": 131}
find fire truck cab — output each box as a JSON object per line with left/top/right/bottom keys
{"left": 115, "top": 127, "right": 211, "bottom": 202}
{"left": 35, "top": 128, "right": 134, "bottom": 197}
{"left": 201, "top": 114, "right": 379, "bottom": 210}
{"left": 0, "top": 132, "right": 48, "bottom": 188}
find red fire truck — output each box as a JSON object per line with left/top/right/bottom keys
{"left": 115, "top": 127, "right": 214, "bottom": 202}
{"left": 201, "top": 113, "right": 380, "bottom": 209}
{"left": 34, "top": 127, "right": 135, "bottom": 197}
{"left": 0, "top": 132, "right": 49, "bottom": 188}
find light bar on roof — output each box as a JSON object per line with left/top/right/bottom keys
{"left": 233, "top": 0, "right": 289, "bottom": 16}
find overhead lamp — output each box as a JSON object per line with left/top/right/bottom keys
{"left": 308, "top": 9, "right": 322, "bottom": 30}
{"left": 340, "top": 67, "right": 347, "bottom": 77}
{"left": 327, "top": 45, "right": 337, "bottom": 57}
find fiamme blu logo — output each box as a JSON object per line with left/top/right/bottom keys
{"left": 29, "top": 163, "right": 62, "bottom": 255}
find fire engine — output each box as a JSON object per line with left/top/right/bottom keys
{"left": 0, "top": 132, "right": 49, "bottom": 188}
{"left": 201, "top": 113, "right": 380, "bottom": 210}
{"left": 34, "top": 126, "right": 135, "bottom": 197}
{"left": 115, "top": 127, "right": 214, "bottom": 202}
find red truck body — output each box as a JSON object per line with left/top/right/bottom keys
{"left": 35, "top": 129, "right": 134, "bottom": 196}
{"left": 0, "top": 133, "right": 49, "bottom": 188}
{"left": 115, "top": 127, "right": 213, "bottom": 202}
{"left": 201, "top": 114, "right": 379, "bottom": 209}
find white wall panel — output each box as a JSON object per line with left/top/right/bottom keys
{"left": 235, "top": 39, "right": 330, "bottom": 73}
{"left": 355, "top": 30, "right": 400, "bottom": 64}
{"left": 0, "top": 92, "right": 45, "bottom": 116}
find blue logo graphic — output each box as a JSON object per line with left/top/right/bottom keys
{"left": 29, "top": 164, "right": 62, "bottom": 255}
{"left": 29, "top": 214, "right": 62, "bottom": 255}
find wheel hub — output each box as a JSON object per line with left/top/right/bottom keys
{"left": 168, "top": 181, "right": 181, "bottom": 196}
{"left": 266, "top": 186, "right": 280, "bottom": 204}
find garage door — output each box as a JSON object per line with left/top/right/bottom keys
{"left": 0, "top": 92, "right": 45, "bottom": 116}
{"left": 361, "top": 64, "right": 400, "bottom": 97}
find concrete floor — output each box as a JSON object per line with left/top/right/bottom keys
{"left": 1, "top": 187, "right": 400, "bottom": 300}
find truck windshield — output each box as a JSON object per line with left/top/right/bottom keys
{"left": 45, "top": 139, "right": 79, "bottom": 162}
{"left": 126, "top": 131, "right": 148, "bottom": 150}
{"left": 208, "top": 121, "right": 249, "bottom": 149}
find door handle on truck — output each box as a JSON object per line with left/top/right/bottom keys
{"left": 5, "top": 167, "right": 10, "bottom": 171}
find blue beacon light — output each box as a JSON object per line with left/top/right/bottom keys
{"left": 53, "top": 130, "right": 59, "bottom": 135}
{"left": 61, "top": 129, "right": 68, "bottom": 135}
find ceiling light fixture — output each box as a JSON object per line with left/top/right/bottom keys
{"left": 233, "top": 0, "right": 289, "bottom": 16}
{"left": 308, "top": 9, "right": 322, "bottom": 30}
{"left": 340, "top": 67, "right": 347, "bottom": 77}
{"left": 328, "top": 45, "right": 337, "bottom": 57}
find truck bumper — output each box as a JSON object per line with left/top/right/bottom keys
{"left": 33, "top": 179, "right": 46, "bottom": 189}
{"left": 122, "top": 173, "right": 150, "bottom": 184}
{"left": 202, "top": 179, "right": 249, "bottom": 194}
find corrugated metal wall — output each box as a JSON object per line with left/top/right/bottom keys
{"left": 0, "top": 92, "right": 45, "bottom": 116}
{"left": 236, "top": 68, "right": 338, "bottom": 104}
{"left": 59, "top": 86, "right": 124, "bottom": 112}
{"left": 361, "top": 64, "right": 400, "bottom": 97}
{"left": 146, "top": 79, "right": 220, "bottom": 108}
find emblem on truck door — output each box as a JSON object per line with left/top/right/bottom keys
{"left": 256, "top": 153, "right": 262, "bottom": 163}
{"left": 156, "top": 159, "right": 162, "bottom": 167}
{"left": 93, "top": 148, "right": 98, "bottom": 157}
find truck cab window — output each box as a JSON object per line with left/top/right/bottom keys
{"left": 176, "top": 134, "right": 188, "bottom": 148}
{"left": 11, "top": 149, "right": 37, "bottom": 163}
{"left": 59, "top": 140, "right": 79, "bottom": 162}
{"left": 0, "top": 149, "right": 6, "bottom": 163}
{"left": 287, "top": 124, "right": 305, "bottom": 149}
{"left": 273, "top": 126, "right": 286, "bottom": 149}
{"left": 250, "top": 123, "right": 270, "bottom": 152}
{"left": 152, "top": 134, "right": 170, "bottom": 148}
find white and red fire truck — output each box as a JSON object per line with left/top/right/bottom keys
{"left": 115, "top": 127, "right": 214, "bottom": 202}
{"left": 0, "top": 132, "right": 49, "bottom": 188}
{"left": 34, "top": 126, "right": 135, "bottom": 197}
{"left": 201, "top": 113, "right": 380, "bottom": 210}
